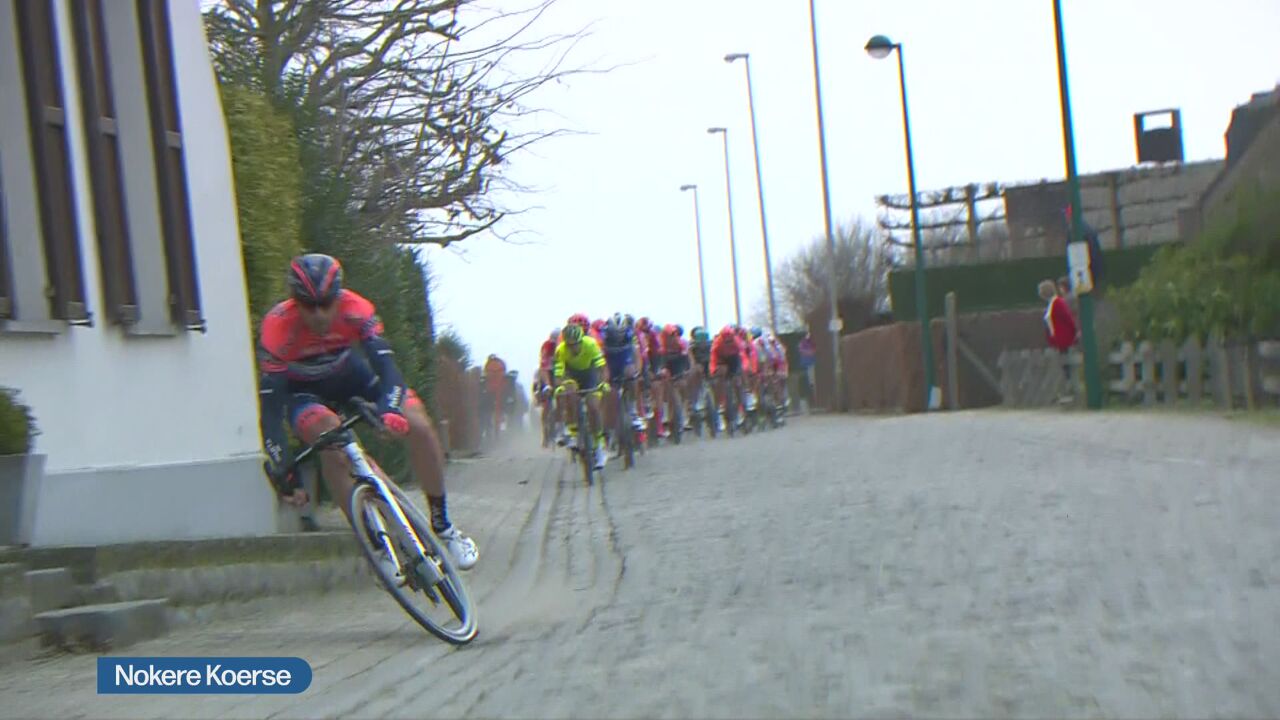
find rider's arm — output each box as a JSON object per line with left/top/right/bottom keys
{"left": 356, "top": 314, "right": 407, "bottom": 414}
{"left": 256, "top": 308, "right": 295, "bottom": 489}
{"left": 552, "top": 343, "right": 566, "bottom": 383}
{"left": 258, "top": 359, "right": 291, "bottom": 481}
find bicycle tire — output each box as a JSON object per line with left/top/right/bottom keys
{"left": 618, "top": 393, "right": 636, "bottom": 470}
{"left": 351, "top": 484, "right": 478, "bottom": 645}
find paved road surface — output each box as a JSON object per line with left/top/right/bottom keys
{"left": 3, "top": 411, "right": 1278, "bottom": 719}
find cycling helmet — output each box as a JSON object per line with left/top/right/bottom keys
{"left": 592, "top": 318, "right": 607, "bottom": 334}
{"left": 662, "top": 323, "right": 678, "bottom": 336}
{"left": 623, "top": 314, "right": 635, "bottom": 328}
{"left": 562, "top": 324, "right": 584, "bottom": 344}
{"left": 636, "top": 317, "right": 651, "bottom": 332}
{"left": 549, "top": 328, "right": 561, "bottom": 343}
{"left": 606, "top": 313, "right": 626, "bottom": 335}
{"left": 719, "top": 325, "right": 736, "bottom": 337}
{"left": 568, "top": 310, "right": 591, "bottom": 330}
{"left": 288, "top": 253, "right": 343, "bottom": 305}
{"left": 691, "top": 327, "right": 709, "bottom": 343}
{"left": 750, "top": 326, "right": 763, "bottom": 339}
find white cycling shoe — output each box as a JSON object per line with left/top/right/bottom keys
{"left": 437, "top": 525, "right": 479, "bottom": 571}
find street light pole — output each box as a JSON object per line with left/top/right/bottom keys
{"left": 1051, "top": 0, "right": 1103, "bottom": 410}
{"left": 806, "top": 0, "right": 844, "bottom": 411}
{"left": 708, "top": 127, "right": 743, "bottom": 327}
{"left": 865, "top": 35, "right": 938, "bottom": 410}
{"left": 726, "top": 52, "right": 778, "bottom": 335}
{"left": 680, "top": 184, "right": 711, "bottom": 330}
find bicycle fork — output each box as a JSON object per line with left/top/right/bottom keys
{"left": 347, "top": 443, "right": 445, "bottom": 590}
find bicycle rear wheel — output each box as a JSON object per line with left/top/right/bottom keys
{"left": 351, "top": 483, "right": 478, "bottom": 645}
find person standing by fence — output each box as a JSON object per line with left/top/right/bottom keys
{"left": 1040, "top": 279, "right": 1079, "bottom": 386}
{"left": 798, "top": 332, "right": 817, "bottom": 414}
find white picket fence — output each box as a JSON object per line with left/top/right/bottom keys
{"left": 997, "top": 338, "right": 1280, "bottom": 409}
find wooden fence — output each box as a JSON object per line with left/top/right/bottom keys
{"left": 997, "top": 338, "right": 1280, "bottom": 409}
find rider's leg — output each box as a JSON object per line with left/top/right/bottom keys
{"left": 294, "top": 404, "right": 357, "bottom": 524}
{"left": 400, "top": 394, "right": 478, "bottom": 567}
{"left": 586, "top": 390, "right": 607, "bottom": 468}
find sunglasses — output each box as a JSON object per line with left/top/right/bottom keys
{"left": 296, "top": 297, "right": 336, "bottom": 311}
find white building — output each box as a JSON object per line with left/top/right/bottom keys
{"left": 0, "top": 0, "right": 276, "bottom": 545}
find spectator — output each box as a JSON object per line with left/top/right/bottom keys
{"left": 797, "top": 332, "right": 817, "bottom": 413}
{"left": 1040, "top": 279, "right": 1078, "bottom": 383}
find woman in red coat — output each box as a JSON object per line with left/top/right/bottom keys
{"left": 1040, "top": 279, "right": 1078, "bottom": 380}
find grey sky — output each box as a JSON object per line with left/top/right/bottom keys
{"left": 423, "top": 0, "right": 1280, "bottom": 380}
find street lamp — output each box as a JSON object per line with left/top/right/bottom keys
{"left": 1051, "top": 0, "right": 1103, "bottom": 409}
{"left": 805, "top": 0, "right": 844, "bottom": 412}
{"left": 725, "top": 52, "right": 778, "bottom": 335}
{"left": 680, "top": 184, "right": 711, "bottom": 330}
{"left": 707, "top": 126, "right": 743, "bottom": 326}
{"left": 865, "top": 33, "right": 940, "bottom": 411}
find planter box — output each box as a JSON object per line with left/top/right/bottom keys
{"left": 0, "top": 453, "right": 45, "bottom": 546}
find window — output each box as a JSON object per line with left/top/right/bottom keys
{"left": 136, "top": 0, "right": 204, "bottom": 331}
{"left": 14, "top": 0, "right": 90, "bottom": 324}
{"left": 71, "top": 0, "right": 138, "bottom": 325}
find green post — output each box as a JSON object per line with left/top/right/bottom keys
{"left": 1052, "top": 0, "right": 1103, "bottom": 409}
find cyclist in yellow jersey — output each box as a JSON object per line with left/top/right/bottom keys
{"left": 553, "top": 323, "right": 609, "bottom": 470}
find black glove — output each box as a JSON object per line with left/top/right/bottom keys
{"left": 263, "top": 461, "right": 300, "bottom": 497}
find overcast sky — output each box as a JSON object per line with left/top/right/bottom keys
{"left": 421, "top": 0, "right": 1280, "bottom": 380}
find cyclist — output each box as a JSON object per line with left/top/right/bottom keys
{"left": 553, "top": 322, "right": 609, "bottom": 471}
{"left": 768, "top": 333, "right": 790, "bottom": 414}
{"left": 483, "top": 353, "right": 508, "bottom": 437}
{"left": 659, "top": 323, "right": 692, "bottom": 435}
{"left": 258, "top": 254, "right": 478, "bottom": 580}
{"left": 738, "top": 326, "right": 760, "bottom": 413}
{"left": 710, "top": 325, "right": 746, "bottom": 427}
{"left": 635, "top": 317, "right": 664, "bottom": 434}
{"left": 602, "top": 313, "right": 647, "bottom": 434}
{"left": 535, "top": 329, "right": 560, "bottom": 437}
{"left": 752, "top": 328, "right": 775, "bottom": 408}
{"left": 687, "top": 326, "right": 718, "bottom": 430}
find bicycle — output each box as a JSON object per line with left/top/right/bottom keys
{"left": 285, "top": 399, "right": 477, "bottom": 645}
{"left": 559, "top": 383, "right": 605, "bottom": 485}
{"left": 688, "top": 378, "right": 717, "bottom": 439}
{"left": 608, "top": 378, "right": 642, "bottom": 470}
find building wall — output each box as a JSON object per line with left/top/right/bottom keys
{"left": 0, "top": 0, "right": 275, "bottom": 545}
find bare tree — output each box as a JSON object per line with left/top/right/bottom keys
{"left": 764, "top": 220, "right": 896, "bottom": 331}
{"left": 204, "top": 0, "right": 599, "bottom": 247}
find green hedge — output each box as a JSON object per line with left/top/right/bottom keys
{"left": 1111, "top": 184, "right": 1280, "bottom": 342}
{"left": 220, "top": 84, "right": 304, "bottom": 328}
{"left": 888, "top": 244, "right": 1164, "bottom": 320}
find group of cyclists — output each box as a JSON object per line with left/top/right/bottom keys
{"left": 532, "top": 312, "right": 792, "bottom": 471}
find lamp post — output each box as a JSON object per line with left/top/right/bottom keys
{"left": 725, "top": 52, "right": 778, "bottom": 335}
{"left": 1051, "top": 0, "right": 1103, "bottom": 409}
{"left": 680, "top": 184, "right": 711, "bottom": 330}
{"left": 865, "top": 33, "right": 939, "bottom": 411}
{"left": 707, "top": 126, "right": 743, "bottom": 326}
{"left": 805, "top": 0, "right": 844, "bottom": 411}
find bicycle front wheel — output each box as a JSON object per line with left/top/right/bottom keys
{"left": 351, "top": 483, "right": 478, "bottom": 645}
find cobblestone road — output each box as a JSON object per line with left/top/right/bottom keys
{"left": 3, "top": 411, "right": 1278, "bottom": 719}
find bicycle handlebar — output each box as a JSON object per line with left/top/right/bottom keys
{"left": 287, "top": 398, "right": 382, "bottom": 472}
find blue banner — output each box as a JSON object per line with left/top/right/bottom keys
{"left": 97, "top": 657, "right": 312, "bottom": 694}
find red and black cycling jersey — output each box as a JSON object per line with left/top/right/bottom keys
{"left": 257, "top": 289, "right": 406, "bottom": 475}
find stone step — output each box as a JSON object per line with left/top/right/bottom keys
{"left": 24, "top": 568, "right": 76, "bottom": 613}
{"left": 33, "top": 599, "right": 170, "bottom": 652}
